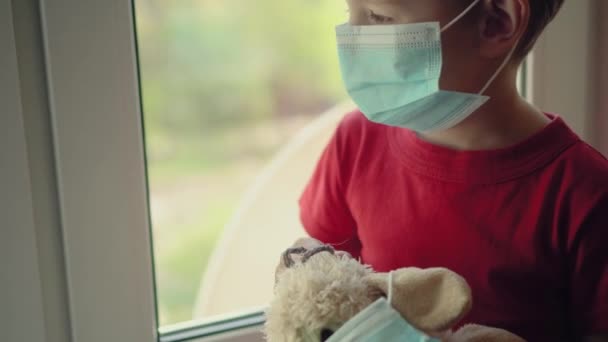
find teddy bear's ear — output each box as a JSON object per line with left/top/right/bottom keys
{"left": 364, "top": 267, "right": 472, "bottom": 332}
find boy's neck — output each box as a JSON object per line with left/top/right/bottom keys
{"left": 418, "top": 77, "right": 551, "bottom": 151}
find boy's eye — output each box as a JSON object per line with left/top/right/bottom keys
{"left": 368, "top": 10, "right": 393, "bottom": 24}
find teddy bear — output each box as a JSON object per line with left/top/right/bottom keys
{"left": 266, "top": 244, "right": 525, "bottom": 342}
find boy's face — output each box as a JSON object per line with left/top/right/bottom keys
{"left": 345, "top": 0, "right": 493, "bottom": 95}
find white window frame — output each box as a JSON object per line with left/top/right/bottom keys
{"left": 1, "top": 1, "right": 47, "bottom": 340}
{"left": 38, "top": 0, "right": 263, "bottom": 340}
{"left": 3, "top": 1, "right": 604, "bottom": 342}
{"left": 39, "top": 0, "right": 159, "bottom": 341}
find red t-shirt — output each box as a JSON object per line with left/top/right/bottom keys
{"left": 299, "top": 110, "right": 608, "bottom": 341}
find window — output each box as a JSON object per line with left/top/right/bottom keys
{"left": 134, "top": 0, "right": 530, "bottom": 330}
{"left": 517, "top": 61, "right": 528, "bottom": 98}
{"left": 35, "top": 0, "right": 602, "bottom": 341}
{"left": 133, "top": 0, "right": 349, "bottom": 328}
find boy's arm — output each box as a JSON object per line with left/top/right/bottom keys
{"left": 298, "top": 113, "right": 362, "bottom": 258}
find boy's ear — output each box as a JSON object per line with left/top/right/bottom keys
{"left": 364, "top": 268, "right": 472, "bottom": 332}
{"left": 478, "top": 0, "right": 528, "bottom": 58}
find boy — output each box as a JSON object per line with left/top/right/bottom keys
{"left": 281, "top": 0, "right": 608, "bottom": 341}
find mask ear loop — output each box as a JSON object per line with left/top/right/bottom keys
{"left": 387, "top": 271, "right": 394, "bottom": 305}
{"left": 441, "top": 0, "right": 482, "bottom": 33}
{"left": 478, "top": 37, "right": 521, "bottom": 95}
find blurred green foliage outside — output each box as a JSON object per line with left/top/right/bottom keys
{"left": 135, "top": 0, "right": 348, "bottom": 325}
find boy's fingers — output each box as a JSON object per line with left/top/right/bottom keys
{"left": 275, "top": 238, "right": 323, "bottom": 282}
{"left": 275, "top": 239, "right": 353, "bottom": 285}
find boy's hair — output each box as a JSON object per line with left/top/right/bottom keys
{"left": 517, "top": 0, "right": 565, "bottom": 57}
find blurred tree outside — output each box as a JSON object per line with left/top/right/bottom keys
{"left": 134, "top": 0, "right": 348, "bottom": 325}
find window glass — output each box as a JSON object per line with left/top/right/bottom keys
{"left": 134, "top": 0, "right": 348, "bottom": 326}
{"left": 134, "top": 0, "right": 528, "bottom": 327}
{"left": 517, "top": 62, "right": 527, "bottom": 97}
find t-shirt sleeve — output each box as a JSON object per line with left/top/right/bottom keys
{"left": 299, "top": 113, "right": 362, "bottom": 258}
{"left": 569, "top": 195, "right": 608, "bottom": 336}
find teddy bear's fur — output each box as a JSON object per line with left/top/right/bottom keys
{"left": 266, "top": 247, "right": 526, "bottom": 342}
{"left": 266, "top": 252, "right": 377, "bottom": 341}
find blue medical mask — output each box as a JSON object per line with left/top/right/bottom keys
{"left": 325, "top": 272, "right": 440, "bottom": 342}
{"left": 336, "top": 0, "right": 517, "bottom": 132}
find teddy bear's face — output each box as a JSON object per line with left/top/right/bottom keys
{"left": 266, "top": 250, "right": 382, "bottom": 342}
{"left": 266, "top": 245, "right": 525, "bottom": 342}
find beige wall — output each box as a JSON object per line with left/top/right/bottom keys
{"left": 529, "top": 0, "right": 607, "bottom": 155}
{"left": 592, "top": 0, "right": 608, "bottom": 155}
{"left": 529, "top": 1, "right": 592, "bottom": 138}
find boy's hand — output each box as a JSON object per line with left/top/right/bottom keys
{"left": 274, "top": 238, "right": 324, "bottom": 282}
{"left": 274, "top": 237, "right": 353, "bottom": 284}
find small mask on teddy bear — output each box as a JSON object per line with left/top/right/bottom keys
{"left": 266, "top": 245, "right": 525, "bottom": 342}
